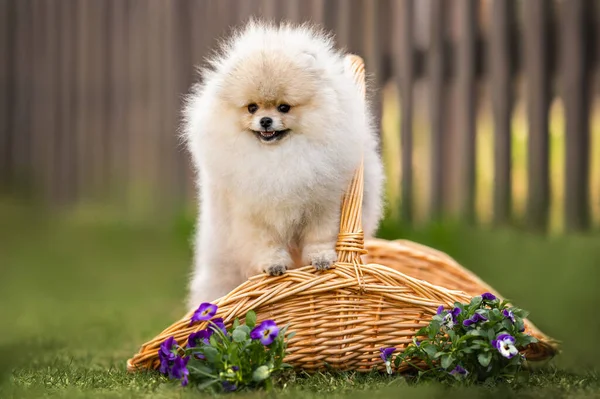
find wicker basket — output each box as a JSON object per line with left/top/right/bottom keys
{"left": 127, "top": 55, "right": 558, "bottom": 373}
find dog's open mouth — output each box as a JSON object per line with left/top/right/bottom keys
{"left": 253, "top": 129, "right": 290, "bottom": 143}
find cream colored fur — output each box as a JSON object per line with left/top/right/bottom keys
{"left": 183, "top": 21, "right": 384, "bottom": 310}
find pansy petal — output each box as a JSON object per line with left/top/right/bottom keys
{"left": 481, "top": 292, "right": 497, "bottom": 301}
{"left": 250, "top": 320, "right": 279, "bottom": 345}
{"left": 211, "top": 318, "right": 227, "bottom": 334}
{"left": 379, "top": 347, "right": 396, "bottom": 361}
{"left": 191, "top": 303, "right": 218, "bottom": 323}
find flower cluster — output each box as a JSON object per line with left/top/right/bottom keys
{"left": 157, "top": 303, "right": 293, "bottom": 392}
{"left": 382, "top": 293, "right": 540, "bottom": 383}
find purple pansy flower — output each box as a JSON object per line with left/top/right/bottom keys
{"left": 231, "top": 366, "right": 239, "bottom": 372}
{"left": 222, "top": 381, "right": 237, "bottom": 391}
{"left": 188, "top": 330, "right": 211, "bottom": 348}
{"left": 379, "top": 347, "right": 396, "bottom": 362}
{"left": 380, "top": 347, "right": 396, "bottom": 375}
{"left": 463, "top": 312, "right": 488, "bottom": 327}
{"left": 449, "top": 364, "right": 469, "bottom": 378}
{"left": 492, "top": 333, "right": 519, "bottom": 359}
{"left": 450, "top": 307, "right": 461, "bottom": 320}
{"left": 170, "top": 356, "right": 190, "bottom": 386}
{"left": 481, "top": 292, "right": 497, "bottom": 301}
{"left": 502, "top": 309, "right": 516, "bottom": 323}
{"left": 250, "top": 320, "right": 280, "bottom": 345}
{"left": 191, "top": 302, "right": 218, "bottom": 324}
{"left": 158, "top": 336, "right": 178, "bottom": 374}
{"left": 437, "top": 306, "right": 461, "bottom": 329}
{"left": 210, "top": 317, "right": 227, "bottom": 334}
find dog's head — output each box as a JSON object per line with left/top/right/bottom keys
{"left": 216, "top": 49, "right": 337, "bottom": 145}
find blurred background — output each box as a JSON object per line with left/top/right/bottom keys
{"left": 1, "top": 0, "right": 598, "bottom": 232}
{"left": 1, "top": 0, "right": 600, "bottom": 394}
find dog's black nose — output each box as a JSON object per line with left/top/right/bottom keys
{"left": 259, "top": 117, "right": 273, "bottom": 129}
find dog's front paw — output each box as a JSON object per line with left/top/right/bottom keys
{"left": 265, "top": 263, "right": 288, "bottom": 276}
{"left": 309, "top": 249, "right": 337, "bottom": 271}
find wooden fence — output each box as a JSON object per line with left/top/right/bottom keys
{"left": 0, "top": 0, "right": 598, "bottom": 231}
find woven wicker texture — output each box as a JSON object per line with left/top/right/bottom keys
{"left": 127, "top": 55, "right": 558, "bottom": 373}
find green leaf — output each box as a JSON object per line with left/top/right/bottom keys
{"left": 423, "top": 344, "right": 437, "bottom": 359}
{"left": 245, "top": 310, "right": 257, "bottom": 328}
{"left": 232, "top": 328, "right": 248, "bottom": 343}
{"left": 478, "top": 351, "right": 492, "bottom": 367}
{"left": 467, "top": 329, "right": 487, "bottom": 337}
{"left": 501, "top": 319, "right": 514, "bottom": 330}
{"left": 252, "top": 365, "right": 271, "bottom": 382}
{"left": 518, "top": 335, "right": 538, "bottom": 347}
{"left": 203, "top": 346, "right": 219, "bottom": 363}
{"left": 232, "top": 318, "right": 240, "bottom": 329}
{"left": 394, "top": 356, "right": 402, "bottom": 367}
{"left": 237, "top": 324, "right": 251, "bottom": 334}
{"left": 513, "top": 309, "right": 529, "bottom": 319}
{"left": 489, "top": 308, "right": 502, "bottom": 321}
{"left": 287, "top": 331, "right": 296, "bottom": 339}
{"left": 447, "top": 330, "right": 457, "bottom": 342}
{"left": 440, "top": 354, "right": 453, "bottom": 369}
{"left": 197, "top": 379, "right": 219, "bottom": 391}
{"left": 470, "top": 296, "right": 483, "bottom": 308}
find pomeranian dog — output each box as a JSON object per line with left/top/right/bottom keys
{"left": 183, "top": 21, "right": 384, "bottom": 309}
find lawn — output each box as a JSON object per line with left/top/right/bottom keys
{"left": 0, "top": 200, "right": 599, "bottom": 398}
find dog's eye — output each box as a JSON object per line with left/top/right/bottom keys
{"left": 247, "top": 103, "right": 259, "bottom": 114}
{"left": 277, "top": 104, "right": 291, "bottom": 113}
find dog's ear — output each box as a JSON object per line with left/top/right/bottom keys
{"left": 298, "top": 51, "right": 318, "bottom": 69}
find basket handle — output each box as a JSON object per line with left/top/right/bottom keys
{"left": 335, "top": 55, "right": 368, "bottom": 266}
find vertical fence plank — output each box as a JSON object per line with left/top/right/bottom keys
{"left": 158, "top": 0, "right": 180, "bottom": 214}
{"left": 428, "top": 0, "right": 447, "bottom": 219}
{"left": 84, "top": 0, "right": 105, "bottom": 200}
{"left": 12, "top": 0, "right": 33, "bottom": 192}
{"left": 282, "top": 0, "right": 300, "bottom": 23}
{"left": 55, "top": 0, "right": 72, "bottom": 204}
{"left": 310, "top": 0, "right": 324, "bottom": 24}
{"left": 363, "top": 0, "right": 382, "bottom": 137}
{"left": 334, "top": 0, "right": 351, "bottom": 50}
{"left": 523, "top": 0, "right": 550, "bottom": 231}
{"left": 393, "top": 0, "right": 414, "bottom": 222}
{"left": 262, "top": 0, "right": 278, "bottom": 20}
{"left": 562, "top": 0, "right": 592, "bottom": 231}
{"left": 347, "top": 0, "right": 364, "bottom": 55}
{"left": 32, "top": 0, "right": 58, "bottom": 202}
{"left": 0, "top": 0, "right": 14, "bottom": 188}
{"left": 167, "top": 0, "right": 193, "bottom": 206}
{"left": 108, "top": 0, "right": 130, "bottom": 206}
{"left": 237, "top": 0, "right": 258, "bottom": 22}
{"left": 145, "top": 0, "right": 163, "bottom": 212}
{"left": 126, "top": 0, "right": 147, "bottom": 210}
{"left": 63, "top": 0, "right": 76, "bottom": 204}
{"left": 455, "top": 0, "right": 477, "bottom": 222}
{"left": 489, "top": 0, "right": 514, "bottom": 226}
{"left": 75, "top": 0, "right": 90, "bottom": 201}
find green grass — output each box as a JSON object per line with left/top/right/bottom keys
{"left": 1, "top": 201, "right": 599, "bottom": 398}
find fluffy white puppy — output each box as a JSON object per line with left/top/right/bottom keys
{"left": 183, "top": 21, "right": 384, "bottom": 309}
